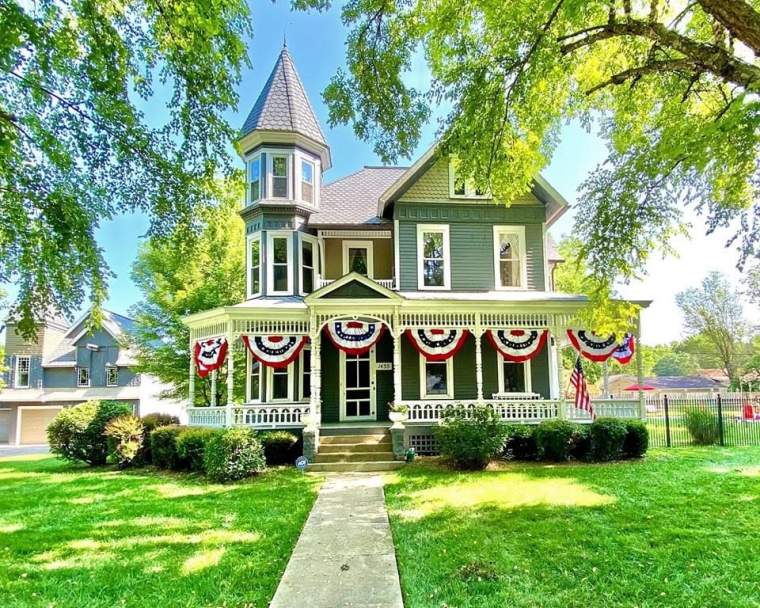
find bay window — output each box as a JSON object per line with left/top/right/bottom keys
{"left": 248, "top": 234, "right": 261, "bottom": 297}
{"left": 271, "top": 155, "right": 289, "bottom": 198}
{"left": 267, "top": 365, "right": 293, "bottom": 401}
{"left": 419, "top": 355, "right": 454, "bottom": 399}
{"left": 301, "top": 159, "right": 315, "bottom": 204}
{"left": 300, "top": 236, "right": 316, "bottom": 295}
{"left": 267, "top": 232, "right": 292, "bottom": 295}
{"left": 417, "top": 224, "right": 450, "bottom": 289}
{"left": 249, "top": 156, "right": 261, "bottom": 202}
{"left": 493, "top": 226, "right": 526, "bottom": 289}
{"left": 248, "top": 355, "right": 262, "bottom": 402}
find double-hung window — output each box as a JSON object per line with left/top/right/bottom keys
{"left": 417, "top": 224, "right": 450, "bottom": 290}
{"left": 301, "top": 159, "right": 315, "bottom": 204}
{"left": 249, "top": 156, "right": 261, "bottom": 203}
{"left": 106, "top": 366, "right": 118, "bottom": 387}
{"left": 77, "top": 367, "right": 90, "bottom": 387}
{"left": 419, "top": 355, "right": 454, "bottom": 399}
{"left": 300, "top": 236, "right": 317, "bottom": 295}
{"left": 271, "top": 155, "right": 289, "bottom": 198}
{"left": 497, "top": 358, "right": 532, "bottom": 394}
{"left": 493, "top": 226, "right": 526, "bottom": 289}
{"left": 248, "top": 234, "right": 262, "bottom": 297}
{"left": 267, "top": 232, "right": 292, "bottom": 294}
{"left": 15, "top": 356, "right": 30, "bottom": 388}
{"left": 248, "top": 355, "right": 262, "bottom": 403}
{"left": 300, "top": 346, "right": 311, "bottom": 401}
{"left": 267, "top": 365, "right": 293, "bottom": 402}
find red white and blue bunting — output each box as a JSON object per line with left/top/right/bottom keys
{"left": 566, "top": 329, "right": 618, "bottom": 363}
{"left": 611, "top": 333, "right": 636, "bottom": 365}
{"left": 324, "top": 320, "right": 385, "bottom": 356}
{"left": 193, "top": 337, "right": 228, "bottom": 378}
{"left": 405, "top": 329, "right": 470, "bottom": 361}
{"left": 241, "top": 335, "right": 308, "bottom": 369}
{"left": 487, "top": 329, "right": 548, "bottom": 363}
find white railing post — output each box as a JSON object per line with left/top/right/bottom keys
{"left": 635, "top": 311, "right": 646, "bottom": 420}
{"left": 188, "top": 336, "right": 196, "bottom": 409}
{"left": 226, "top": 320, "right": 234, "bottom": 427}
{"left": 475, "top": 313, "right": 484, "bottom": 402}
{"left": 553, "top": 322, "right": 567, "bottom": 418}
{"left": 393, "top": 308, "right": 402, "bottom": 404}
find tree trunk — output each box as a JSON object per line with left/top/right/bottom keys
{"left": 699, "top": 0, "right": 760, "bottom": 57}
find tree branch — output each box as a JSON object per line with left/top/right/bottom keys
{"left": 586, "top": 59, "right": 695, "bottom": 94}
{"left": 698, "top": 0, "right": 760, "bottom": 57}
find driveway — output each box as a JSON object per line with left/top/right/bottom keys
{"left": 0, "top": 445, "right": 50, "bottom": 457}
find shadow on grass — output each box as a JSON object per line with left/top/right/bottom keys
{"left": 0, "top": 457, "right": 321, "bottom": 608}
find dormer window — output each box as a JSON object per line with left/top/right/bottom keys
{"left": 249, "top": 156, "right": 261, "bottom": 202}
{"left": 271, "top": 155, "right": 289, "bottom": 198}
{"left": 301, "top": 159, "right": 314, "bottom": 204}
{"left": 449, "top": 158, "right": 488, "bottom": 198}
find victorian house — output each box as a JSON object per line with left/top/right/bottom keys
{"left": 184, "top": 47, "right": 649, "bottom": 471}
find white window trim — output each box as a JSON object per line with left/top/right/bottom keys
{"left": 246, "top": 352, "right": 262, "bottom": 404}
{"left": 77, "top": 367, "right": 91, "bottom": 388}
{"left": 299, "top": 234, "right": 319, "bottom": 296}
{"left": 448, "top": 158, "right": 490, "bottom": 199}
{"left": 419, "top": 354, "right": 455, "bottom": 400}
{"left": 416, "top": 224, "right": 451, "bottom": 290}
{"left": 496, "top": 355, "right": 532, "bottom": 394}
{"left": 298, "top": 157, "right": 318, "bottom": 206}
{"left": 298, "top": 345, "right": 311, "bottom": 402}
{"left": 268, "top": 152, "right": 292, "bottom": 200}
{"left": 248, "top": 154, "right": 262, "bottom": 204}
{"left": 14, "top": 355, "right": 30, "bottom": 389}
{"left": 106, "top": 366, "right": 118, "bottom": 387}
{"left": 247, "top": 232, "right": 262, "bottom": 298}
{"left": 266, "top": 231, "right": 293, "bottom": 296}
{"left": 266, "top": 364, "right": 294, "bottom": 402}
{"left": 342, "top": 240, "right": 375, "bottom": 278}
{"left": 338, "top": 348, "right": 377, "bottom": 421}
{"left": 493, "top": 225, "right": 528, "bottom": 290}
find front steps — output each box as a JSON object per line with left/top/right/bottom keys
{"left": 308, "top": 429, "right": 403, "bottom": 473}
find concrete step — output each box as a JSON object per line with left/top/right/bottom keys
{"left": 320, "top": 425, "right": 391, "bottom": 436}
{"left": 312, "top": 451, "right": 396, "bottom": 463}
{"left": 318, "top": 442, "right": 394, "bottom": 454}
{"left": 307, "top": 461, "right": 404, "bottom": 473}
{"left": 320, "top": 434, "right": 391, "bottom": 446}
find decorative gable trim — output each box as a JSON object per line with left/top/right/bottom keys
{"left": 305, "top": 271, "right": 403, "bottom": 302}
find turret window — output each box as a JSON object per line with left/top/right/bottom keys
{"left": 271, "top": 155, "right": 289, "bottom": 198}
{"left": 267, "top": 231, "right": 293, "bottom": 295}
{"left": 301, "top": 160, "right": 314, "bottom": 204}
{"left": 300, "top": 236, "right": 317, "bottom": 295}
{"left": 249, "top": 156, "right": 261, "bottom": 202}
{"left": 248, "top": 234, "right": 261, "bottom": 297}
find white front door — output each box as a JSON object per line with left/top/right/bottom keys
{"left": 340, "top": 348, "right": 376, "bottom": 421}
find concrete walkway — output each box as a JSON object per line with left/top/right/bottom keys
{"left": 270, "top": 474, "right": 404, "bottom": 608}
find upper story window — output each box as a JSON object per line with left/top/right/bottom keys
{"left": 267, "top": 231, "right": 292, "bottom": 295}
{"left": 77, "top": 367, "right": 90, "bottom": 388}
{"left": 249, "top": 156, "right": 261, "bottom": 203}
{"left": 106, "top": 366, "right": 118, "bottom": 387}
{"left": 342, "top": 240, "right": 374, "bottom": 278}
{"left": 300, "top": 236, "right": 317, "bottom": 295}
{"left": 493, "top": 226, "right": 526, "bottom": 289}
{"left": 417, "top": 224, "right": 450, "bottom": 290}
{"left": 247, "top": 233, "right": 261, "bottom": 298}
{"left": 271, "top": 155, "right": 289, "bottom": 198}
{"left": 301, "top": 160, "right": 315, "bottom": 204}
{"left": 449, "top": 158, "right": 488, "bottom": 198}
{"left": 15, "top": 355, "right": 30, "bottom": 388}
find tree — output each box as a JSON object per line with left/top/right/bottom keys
{"left": 307, "top": 0, "right": 760, "bottom": 302}
{"left": 1, "top": 0, "right": 251, "bottom": 336}
{"left": 128, "top": 177, "right": 245, "bottom": 406}
{"left": 675, "top": 272, "right": 748, "bottom": 384}
{"left": 652, "top": 352, "right": 699, "bottom": 377}
{"left": 744, "top": 262, "right": 760, "bottom": 305}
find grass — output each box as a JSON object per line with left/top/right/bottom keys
{"left": 384, "top": 448, "right": 760, "bottom": 608}
{"left": 0, "top": 455, "right": 321, "bottom": 608}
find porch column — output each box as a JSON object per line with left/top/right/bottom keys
{"left": 474, "top": 313, "right": 484, "bottom": 401}
{"left": 635, "top": 311, "right": 646, "bottom": 420}
{"left": 393, "top": 308, "right": 402, "bottom": 403}
{"left": 310, "top": 330, "right": 322, "bottom": 423}
{"left": 211, "top": 370, "right": 217, "bottom": 407}
{"left": 188, "top": 337, "right": 196, "bottom": 408}
{"left": 553, "top": 322, "right": 567, "bottom": 419}
{"left": 226, "top": 321, "right": 235, "bottom": 406}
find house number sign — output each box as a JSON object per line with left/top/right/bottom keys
{"left": 376, "top": 362, "right": 392, "bottom": 371}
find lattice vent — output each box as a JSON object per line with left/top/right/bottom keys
{"left": 409, "top": 434, "right": 439, "bottom": 456}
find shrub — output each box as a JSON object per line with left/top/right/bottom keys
{"left": 623, "top": 419, "right": 649, "bottom": 459}
{"left": 204, "top": 428, "right": 266, "bottom": 482}
{"left": 435, "top": 405, "right": 507, "bottom": 470}
{"left": 684, "top": 407, "right": 719, "bottom": 445}
{"left": 589, "top": 417, "right": 628, "bottom": 461}
{"left": 140, "top": 413, "right": 180, "bottom": 463}
{"left": 150, "top": 425, "right": 184, "bottom": 469}
{"left": 571, "top": 424, "right": 592, "bottom": 461}
{"left": 47, "top": 400, "right": 132, "bottom": 465}
{"left": 105, "top": 415, "right": 145, "bottom": 467}
{"left": 260, "top": 431, "right": 300, "bottom": 465}
{"left": 502, "top": 424, "right": 537, "bottom": 461}
{"left": 176, "top": 427, "right": 220, "bottom": 471}
{"left": 534, "top": 420, "right": 581, "bottom": 462}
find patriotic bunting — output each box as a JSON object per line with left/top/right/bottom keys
{"left": 325, "top": 320, "right": 385, "bottom": 355}
{"left": 566, "top": 329, "right": 618, "bottom": 362}
{"left": 487, "top": 329, "right": 548, "bottom": 363}
{"left": 405, "top": 329, "right": 470, "bottom": 361}
{"left": 611, "top": 333, "right": 636, "bottom": 365}
{"left": 193, "top": 337, "right": 228, "bottom": 378}
{"left": 241, "top": 335, "right": 308, "bottom": 369}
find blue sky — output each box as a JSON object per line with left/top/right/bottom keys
{"left": 91, "top": 1, "right": 757, "bottom": 343}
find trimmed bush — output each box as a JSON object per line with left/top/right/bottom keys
{"left": 534, "top": 420, "right": 581, "bottom": 462}
{"left": 47, "top": 400, "right": 133, "bottom": 465}
{"left": 260, "top": 431, "right": 300, "bottom": 465}
{"left": 105, "top": 415, "right": 145, "bottom": 467}
{"left": 149, "top": 425, "right": 184, "bottom": 469}
{"left": 435, "top": 405, "right": 507, "bottom": 470}
{"left": 140, "top": 413, "right": 180, "bottom": 463}
{"left": 571, "top": 423, "right": 592, "bottom": 461}
{"left": 684, "top": 407, "right": 719, "bottom": 445}
{"left": 503, "top": 424, "right": 537, "bottom": 461}
{"left": 623, "top": 419, "right": 649, "bottom": 458}
{"left": 204, "top": 428, "right": 266, "bottom": 482}
{"left": 589, "top": 417, "right": 628, "bottom": 461}
{"left": 175, "top": 427, "right": 220, "bottom": 471}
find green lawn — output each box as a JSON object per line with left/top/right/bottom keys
{"left": 384, "top": 448, "right": 760, "bottom": 608}
{"left": 0, "top": 455, "right": 321, "bottom": 608}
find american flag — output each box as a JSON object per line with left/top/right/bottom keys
{"left": 570, "top": 357, "right": 594, "bottom": 419}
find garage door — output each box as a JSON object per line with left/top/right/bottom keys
{"left": 19, "top": 407, "right": 62, "bottom": 445}
{"left": 0, "top": 410, "right": 10, "bottom": 444}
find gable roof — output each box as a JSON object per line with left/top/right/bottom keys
{"left": 239, "top": 46, "right": 327, "bottom": 148}
{"left": 609, "top": 374, "right": 725, "bottom": 390}
{"left": 308, "top": 167, "right": 407, "bottom": 226}
{"left": 305, "top": 272, "right": 402, "bottom": 302}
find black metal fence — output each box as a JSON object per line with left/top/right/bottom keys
{"left": 644, "top": 393, "right": 760, "bottom": 448}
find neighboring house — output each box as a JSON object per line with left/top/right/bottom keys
{"left": 0, "top": 309, "right": 183, "bottom": 446}
{"left": 607, "top": 374, "right": 727, "bottom": 395}
{"left": 183, "top": 47, "right": 649, "bottom": 467}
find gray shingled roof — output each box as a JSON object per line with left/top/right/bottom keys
{"left": 308, "top": 167, "right": 408, "bottom": 226}
{"left": 239, "top": 47, "right": 327, "bottom": 146}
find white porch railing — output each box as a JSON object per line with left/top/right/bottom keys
{"left": 187, "top": 406, "right": 226, "bottom": 427}
{"left": 187, "top": 404, "right": 311, "bottom": 429}
{"left": 317, "top": 276, "right": 395, "bottom": 290}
